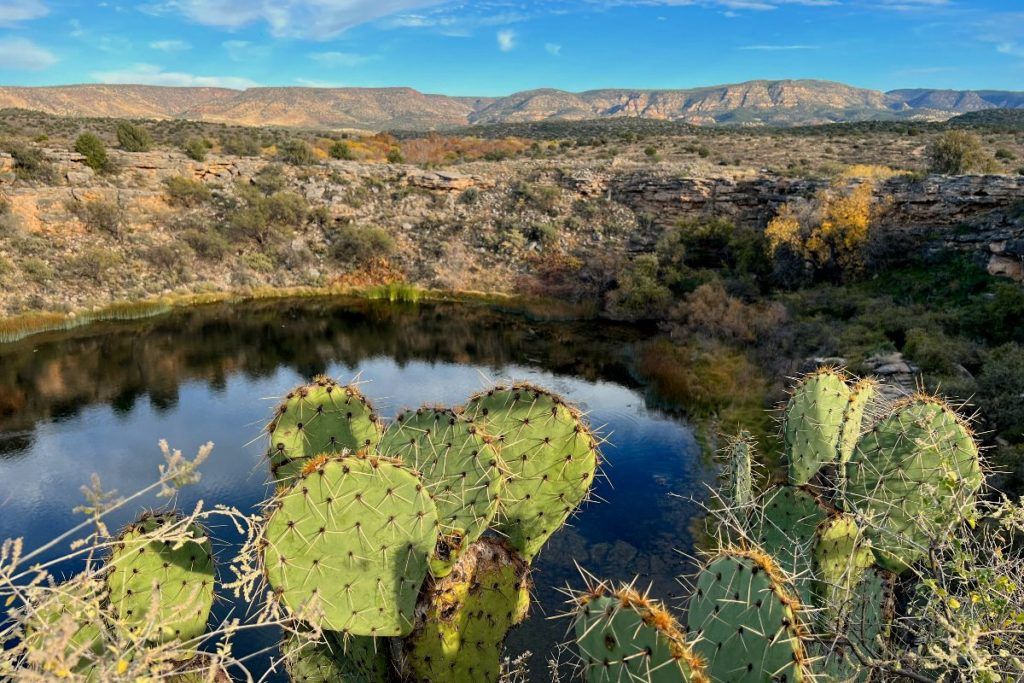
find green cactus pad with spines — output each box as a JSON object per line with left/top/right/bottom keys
{"left": 379, "top": 406, "right": 503, "bottom": 576}
{"left": 403, "top": 538, "right": 531, "bottom": 683}
{"left": 838, "top": 379, "right": 878, "bottom": 469}
{"left": 465, "top": 383, "right": 599, "bottom": 562}
{"left": 847, "top": 568, "right": 895, "bottom": 650}
{"left": 281, "top": 630, "right": 389, "bottom": 683}
{"left": 723, "top": 431, "right": 754, "bottom": 508}
{"left": 268, "top": 377, "right": 383, "bottom": 482}
{"left": 813, "top": 514, "right": 874, "bottom": 627}
{"left": 262, "top": 454, "right": 438, "bottom": 636}
{"left": 686, "top": 550, "right": 812, "bottom": 683}
{"left": 844, "top": 397, "right": 983, "bottom": 572}
{"left": 105, "top": 513, "right": 215, "bottom": 645}
{"left": 785, "top": 368, "right": 850, "bottom": 485}
{"left": 573, "top": 589, "right": 708, "bottom": 683}
{"left": 21, "top": 579, "right": 108, "bottom": 675}
{"left": 748, "top": 485, "right": 830, "bottom": 603}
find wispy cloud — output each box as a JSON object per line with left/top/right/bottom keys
{"left": 310, "top": 51, "right": 374, "bottom": 67}
{"left": 91, "top": 63, "right": 257, "bottom": 89}
{"left": 0, "top": 0, "right": 48, "bottom": 26}
{"left": 222, "top": 40, "right": 269, "bottom": 61}
{"left": 545, "top": 42, "right": 562, "bottom": 56}
{"left": 997, "top": 42, "right": 1024, "bottom": 59}
{"left": 151, "top": 0, "right": 450, "bottom": 39}
{"left": 739, "top": 43, "right": 819, "bottom": 50}
{"left": 497, "top": 28, "right": 516, "bottom": 51}
{"left": 0, "top": 37, "right": 57, "bottom": 70}
{"left": 149, "top": 39, "right": 191, "bottom": 51}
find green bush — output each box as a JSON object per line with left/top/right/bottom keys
{"left": 995, "top": 148, "right": 1016, "bottom": 161}
{"left": 20, "top": 257, "right": 53, "bottom": 283}
{"left": 386, "top": 148, "right": 405, "bottom": 164}
{"left": 265, "top": 192, "right": 307, "bottom": 226}
{"left": 329, "top": 223, "right": 396, "bottom": 265}
{"left": 252, "top": 165, "right": 287, "bottom": 195}
{"left": 2, "top": 141, "right": 56, "bottom": 182}
{"left": 183, "top": 137, "right": 209, "bottom": 162}
{"left": 604, "top": 254, "right": 672, "bottom": 321}
{"left": 74, "top": 133, "right": 110, "bottom": 173}
{"left": 513, "top": 182, "right": 560, "bottom": 215}
{"left": 276, "top": 140, "right": 315, "bottom": 166}
{"left": 68, "top": 246, "right": 122, "bottom": 283}
{"left": 163, "top": 176, "right": 211, "bottom": 208}
{"left": 116, "top": 123, "right": 152, "bottom": 152}
{"left": 221, "top": 135, "right": 262, "bottom": 157}
{"left": 927, "top": 131, "right": 995, "bottom": 175}
{"left": 67, "top": 198, "right": 126, "bottom": 237}
{"left": 144, "top": 242, "right": 193, "bottom": 278}
{"left": 903, "top": 326, "right": 974, "bottom": 376}
{"left": 329, "top": 141, "right": 355, "bottom": 160}
{"left": 180, "top": 229, "right": 230, "bottom": 260}
{"left": 977, "top": 343, "right": 1024, "bottom": 440}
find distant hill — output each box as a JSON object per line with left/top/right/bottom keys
{"left": 0, "top": 80, "right": 1021, "bottom": 130}
{"left": 948, "top": 108, "right": 1024, "bottom": 131}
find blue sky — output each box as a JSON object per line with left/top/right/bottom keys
{"left": 0, "top": 0, "right": 1020, "bottom": 94}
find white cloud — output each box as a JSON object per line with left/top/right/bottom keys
{"left": 310, "top": 51, "right": 372, "bottom": 67}
{"left": 0, "top": 0, "right": 48, "bottom": 26}
{"left": 91, "top": 63, "right": 257, "bottom": 89}
{"left": 497, "top": 28, "right": 516, "bottom": 51}
{"left": 997, "top": 42, "right": 1024, "bottom": 59}
{"left": 157, "top": 0, "right": 450, "bottom": 39}
{"left": 221, "top": 39, "right": 269, "bottom": 61}
{"left": 545, "top": 42, "right": 561, "bottom": 56}
{"left": 150, "top": 39, "right": 191, "bottom": 51}
{"left": 0, "top": 37, "right": 57, "bottom": 70}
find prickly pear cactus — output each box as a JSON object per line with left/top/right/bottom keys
{"left": 847, "top": 567, "right": 895, "bottom": 650}
{"left": 844, "top": 396, "right": 983, "bottom": 572}
{"left": 686, "top": 549, "right": 812, "bottom": 683}
{"left": 722, "top": 431, "right": 754, "bottom": 508}
{"left": 280, "top": 630, "right": 389, "bottom": 683}
{"left": 813, "top": 514, "right": 874, "bottom": 626}
{"left": 572, "top": 586, "right": 708, "bottom": 683}
{"left": 379, "top": 406, "right": 503, "bottom": 576}
{"left": 747, "top": 485, "right": 830, "bottom": 604}
{"left": 267, "top": 377, "right": 383, "bottom": 482}
{"left": 465, "top": 383, "right": 598, "bottom": 562}
{"left": 785, "top": 368, "right": 850, "bottom": 485}
{"left": 20, "top": 577, "right": 109, "bottom": 675}
{"left": 105, "top": 513, "right": 215, "bottom": 644}
{"left": 403, "top": 538, "right": 530, "bottom": 683}
{"left": 262, "top": 454, "right": 438, "bottom": 636}
{"left": 838, "top": 379, "right": 879, "bottom": 469}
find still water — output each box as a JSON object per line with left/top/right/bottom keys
{"left": 0, "top": 298, "right": 714, "bottom": 679}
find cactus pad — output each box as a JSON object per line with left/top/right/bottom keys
{"left": 403, "top": 538, "right": 531, "bottom": 683}
{"left": 573, "top": 586, "right": 708, "bottom": 683}
{"left": 686, "top": 550, "right": 811, "bottom": 683}
{"left": 105, "top": 513, "right": 215, "bottom": 644}
{"left": 262, "top": 454, "right": 438, "bottom": 636}
{"left": 847, "top": 568, "right": 895, "bottom": 650}
{"left": 844, "top": 397, "right": 983, "bottom": 571}
{"left": 838, "top": 379, "right": 879, "bottom": 469}
{"left": 281, "top": 630, "right": 389, "bottom": 683}
{"left": 748, "top": 485, "right": 830, "bottom": 596}
{"left": 267, "top": 377, "right": 383, "bottom": 482}
{"left": 722, "top": 431, "right": 754, "bottom": 509}
{"left": 785, "top": 368, "right": 850, "bottom": 485}
{"left": 379, "top": 407, "right": 503, "bottom": 576}
{"left": 21, "top": 579, "right": 109, "bottom": 675}
{"left": 465, "top": 383, "right": 599, "bottom": 561}
{"left": 813, "top": 514, "right": 874, "bottom": 626}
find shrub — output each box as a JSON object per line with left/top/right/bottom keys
{"left": 74, "top": 133, "right": 110, "bottom": 172}
{"left": 20, "top": 257, "right": 53, "bottom": 283}
{"left": 68, "top": 247, "right": 122, "bottom": 283}
{"left": 329, "top": 141, "right": 355, "bottom": 160}
{"left": 116, "top": 123, "right": 153, "bottom": 152}
{"left": 386, "top": 148, "right": 405, "bottom": 164}
{"left": 604, "top": 254, "right": 672, "bottom": 321}
{"left": 67, "top": 198, "right": 126, "bottom": 237}
{"left": 184, "top": 137, "right": 209, "bottom": 162}
{"left": 977, "top": 343, "right": 1024, "bottom": 440}
{"left": 144, "top": 242, "right": 193, "bottom": 278}
{"left": 276, "top": 140, "right": 315, "bottom": 166}
{"left": 180, "top": 229, "right": 230, "bottom": 260}
{"left": 671, "top": 281, "right": 788, "bottom": 343}
{"left": 264, "top": 192, "right": 307, "bottom": 226}
{"left": 329, "top": 223, "right": 396, "bottom": 265}
{"left": 927, "top": 131, "right": 995, "bottom": 175}
{"left": 221, "top": 135, "right": 262, "bottom": 157}
{"left": 513, "top": 182, "right": 560, "bottom": 215}
{"left": 2, "top": 141, "right": 56, "bottom": 182}
{"left": 252, "top": 165, "right": 287, "bottom": 195}
{"left": 995, "top": 148, "right": 1016, "bottom": 161}
{"left": 163, "top": 176, "right": 211, "bottom": 208}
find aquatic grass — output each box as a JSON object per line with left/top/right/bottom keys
{"left": 364, "top": 282, "right": 424, "bottom": 303}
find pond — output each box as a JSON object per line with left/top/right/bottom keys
{"left": 0, "top": 297, "right": 715, "bottom": 680}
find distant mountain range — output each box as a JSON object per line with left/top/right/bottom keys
{"left": 0, "top": 80, "right": 1021, "bottom": 130}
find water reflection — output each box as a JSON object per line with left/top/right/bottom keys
{"left": 0, "top": 299, "right": 713, "bottom": 679}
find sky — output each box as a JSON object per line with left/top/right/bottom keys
{"left": 0, "top": 0, "right": 1020, "bottom": 95}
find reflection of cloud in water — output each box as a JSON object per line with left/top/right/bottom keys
{"left": 0, "top": 343, "right": 712, "bottom": 677}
